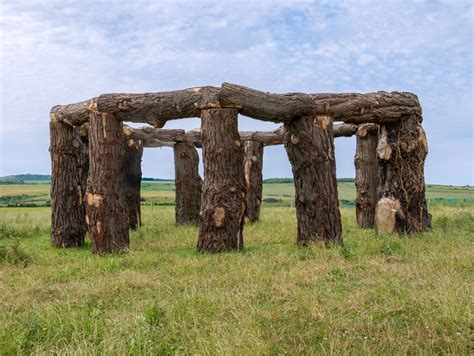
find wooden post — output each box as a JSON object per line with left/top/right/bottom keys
{"left": 284, "top": 116, "right": 342, "bottom": 246}
{"left": 354, "top": 124, "right": 379, "bottom": 228}
{"left": 174, "top": 142, "right": 202, "bottom": 224}
{"left": 50, "top": 121, "right": 88, "bottom": 247}
{"left": 197, "top": 108, "right": 246, "bottom": 253}
{"left": 243, "top": 141, "right": 263, "bottom": 222}
{"left": 86, "top": 112, "right": 129, "bottom": 254}
{"left": 125, "top": 138, "right": 143, "bottom": 230}
{"left": 376, "top": 114, "right": 431, "bottom": 234}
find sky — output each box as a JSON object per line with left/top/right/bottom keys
{"left": 0, "top": 0, "right": 472, "bottom": 185}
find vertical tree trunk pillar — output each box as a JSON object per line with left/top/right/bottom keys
{"left": 174, "top": 142, "right": 202, "bottom": 224}
{"left": 197, "top": 108, "right": 246, "bottom": 253}
{"left": 125, "top": 138, "right": 143, "bottom": 230}
{"left": 50, "top": 120, "right": 88, "bottom": 247}
{"left": 376, "top": 114, "right": 431, "bottom": 234}
{"left": 354, "top": 124, "right": 379, "bottom": 228}
{"left": 284, "top": 116, "right": 342, "bottom": 246}
{"left": 243, "top": 141, "right": 263, "bottom": 222}
{"left": 86, "top": 112, "right": 129, "bottom": 254}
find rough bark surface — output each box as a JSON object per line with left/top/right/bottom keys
{"left": 376, "top": 115, "right": 431, "bottom": 234}
{"left": 354, "top": 124, "right": 380, "bottom": 228}
{"left": 96, "top": 87, "right": 220, "bottom": 127}
{"left": 125, "top": 138, "right": 143, "bottom": 230}
{"left": 244, "top": 141, "right": 264, "bottom": 222}
{"left": 130, "top": 123, "right": 358, "bottom": 148}
{"left": 174, "top": 142, "right": 202, "bottom": 224}
{"left": 50, "top": 98, "right": 97, "bottom": 126}
{"left": 86, "top": 112, "right": 130, "bottom": 254}
{"left": 219, "top": 82, "right": 421, "bottom": 124}
{"left": 284, "top": 117, "right": 342, "bottom": 246}
{"left": 51, "top": 83, "right": 422, "bottom": 127}
{"left": 50, "top": 121, "right": 88, "bottom": 247}
{"left": 197, "top": 108, "right": 246, "bottom": 253}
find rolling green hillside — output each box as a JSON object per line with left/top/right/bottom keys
{"left": 0, "top": 181, "right": 472, "bottom": 208}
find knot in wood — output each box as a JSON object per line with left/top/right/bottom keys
{"left": 290, "top": 134, "right": 300, "bottom": 145}
{"left": 117, "top": 100, "right": 129, "bottom": 110}
{"left": 314, "top": 115, "right": 331, "bottom": 129}
{"left": 86, "top": 192, "right": 103, "bottom": 208}
{"left": 213, "top": 207, "right": 225, "bottom": 227}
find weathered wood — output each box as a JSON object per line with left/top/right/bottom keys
{"left": 50, "top": 98, "right": 97, "bottom": 126}
{"left": 244, "top": 141, "right": 264, "bottom": 222}
{"left": 197, "top": 108, "right": 246, "bottom": 253}
{"left": 96, "top": 86, "right": 220, "bottom": 127}
{"left": 219, "top": 82, "right": 421, "bottom": 124}
{"left": 125, "top": 138, "right": 143, "bottom": 230}
{"left": 376, "top": 115, "right": 431, "bottom": 234}
{"left": 174, "top": 142, "right": 202, "bottom": 224}
{"left": 50, "top": 121, "right": 88, "bottom": 247}
{"left": 51, "top": 83, "right": 423, "bottom": 128}
{"left": 124, "top": 125, "right": 186, "bottom": 142}
{"left": 86, "top": 112, "right": 129, "bottom": 254}
{"left": 131, "top": 123, "right": 358, "bottom": 148}
{"left": 354, "top": 124, "right": 379, "bottom": 228}
{"left": 284, "top": 116, "right": 342, "bottom": 246}
{"left": 334, "top": 123, "right": 358, "bottom": 137}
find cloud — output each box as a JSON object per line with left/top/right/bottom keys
{"left": 0, "top": 0, "right": 472, "bottom": 184}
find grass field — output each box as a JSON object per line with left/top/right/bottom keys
{"left": 0, "top": 198, "right": 473, "bottom": 353}
{"left": 1, "top": 181, "right": 473, "bottom": 207}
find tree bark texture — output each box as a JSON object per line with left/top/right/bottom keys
{"left": 219, "top": 82, "right": 421, "bottom": 125}
{"left": 174, "top": 142, "right": 202, "bottom": 224}
{"left": 376, "top": 115, "right": 431, "bottom": 234}
{"left": 284, "top": 117, "right": 342, "bottom": 246}
{"left": 96, "top": 86, "right": 220, "bottom": 127}
{"left": 197, "top": 108, "right": 246, "bottom": 253}
{"left": 129, "top": 123, "right": 358, "bottom": 148}
{"left": 125, "top": 138, "right": 143, "bottom": 230}
{"left": 50, "top": 98, "right": 97, "bottom": 126}
{"left": 86, "top": 112, "right": 130, "bottom": 254}
{"left": 50, "top": 121, "right": 88, "bottom": 247}
{"left": 243, "top": 141, "right": 264, "bottom": 222}
{"left": 354, "top": 124, "right": 380, "bottom": 228}
{"left": 51, "top": 83, "right": 422, "bottom": 127}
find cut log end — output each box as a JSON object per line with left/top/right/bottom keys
{"left": 375, "top": 197, "right": 401, "bottom": 234}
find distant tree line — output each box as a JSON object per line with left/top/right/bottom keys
{"left": 263, "top": 177, "right": 355, "bottom": 184}
{"left": 0, "top": 174, "right": 51, "bottom": 181}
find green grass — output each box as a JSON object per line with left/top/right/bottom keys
{"left": 1, "top": 181, "right": 472, "bottom": 207}
{"left": 0, "top": 204, "right": 472, "bottom": 354}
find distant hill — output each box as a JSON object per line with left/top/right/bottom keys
{"left": 0, "top": 174, "right": 51, "bottom": 183}
{"left": 263, "top": 178, "right": 355, "bottom": 184}
{"left": 142, "top": 177, "right": 174, "bottom": 182}
{"left": 0, "top": 174, "right": 355, "bottom": 184}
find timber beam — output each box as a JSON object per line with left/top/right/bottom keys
{"left": 50, "top": 83, "right": 422, "bottom": 127}
{"left": 124, "top": 123, "right": 358, "bottom": 148}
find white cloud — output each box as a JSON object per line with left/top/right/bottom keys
{"left": 0, "top": 0, "right": 472, "bottom": 183}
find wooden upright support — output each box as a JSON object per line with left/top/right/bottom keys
{"left": 354, "top": 124, "right": 379, "bottom": 228}
{"left": 174, "top": 142, "right": 202, "bottom": 224}
{"left": 125, "top": 138, "right": 143, "bottom": 230}
{"left": 86, "top": 112, "right": 129, "bottom": 254}
{"left": 376, "top": 115, "right": 431, "bottom": 234}
{"left": 284, "top": 116, "right": 342, "bottom": 246}
{"left": 50, "top": 121, "right": 88, "bottom": 247}
{"left": 243, "top": 141, "right": 263, "bottom": 222}
{"left": 197, "top": 108, "right": 246, "bottom": 253}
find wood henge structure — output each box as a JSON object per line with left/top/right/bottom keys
{"left": 50, "top": 83, "right": 431, "bottom": 254}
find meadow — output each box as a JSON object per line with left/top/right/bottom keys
{"left": 0, "top": 182, "right": 472, "bottom": 354}
{"left": 1, "top": 181, "right": 473, "bottom": 207}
